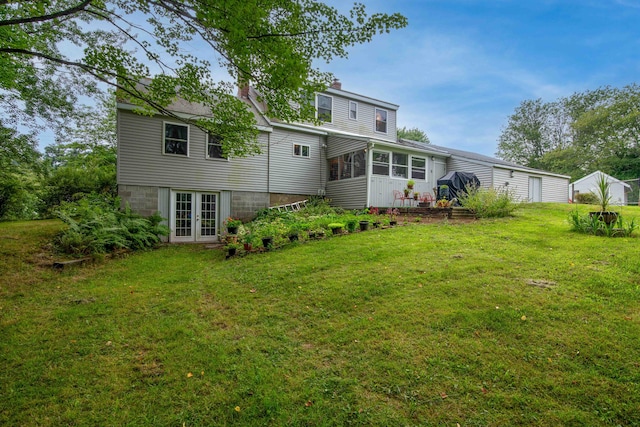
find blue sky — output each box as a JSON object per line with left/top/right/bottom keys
{"left": 323, "top": 0, "right": 640, "bottom": 156}
{"left": 39, "top": 1, "right": 640, "bottom": 157}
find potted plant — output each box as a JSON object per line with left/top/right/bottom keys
{"left": 590, "top": 173, "right": 618, "bottom": 225}
{"left": 438, "top": 184, "right": 450, "bottom": 200}
{"left": 413, "top": 191, "right": 420, "bottom": 201}
{"left": 435, "top": 198, "right": 451, "bottom": 208}
{"left": 359, "top": 219, "right": 370, "bottom": 231}
{"left": 407, "top": 179, "right": 415, "bottom": 190}
{"left": 258, "top": 223, "right": 277, "bottom": 248}
{"left": 225, "top": 217, "right": 242, "bottom": 234}
{"left": 404, "top": 188, "right": 410, "bottom": 197}
{"left": 387, "top": 208, "right": 399, "bottom": 226}
{"left": 241, "top": 233, "right": 255, "bottom": 251}
{"left": 328, "top": 222, "right": 344, "bottom": 235}
{"left": 224, "top": 242, "right": 241, "bottom": 258}
{"left": 288, "top": 223, "right": 302, "bottom": 242}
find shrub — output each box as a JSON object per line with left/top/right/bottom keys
{"left": 574, "top": 192, "right": 599, "bottom": 204}
{"left": 53, "top": 194, "right": 169, "bottom": 256}
{"left": 568, "top": 209, "right": 636, "bottom": 237}
{"left": 458, "top": 186, "right": 521, "bottom": 218}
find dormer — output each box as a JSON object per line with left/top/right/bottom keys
{"left": 312, "top": 79, "right": 399, "bottom": 142}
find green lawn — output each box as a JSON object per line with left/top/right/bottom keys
{"left": 1, "top": 203, "right": 640, "bottom": 426}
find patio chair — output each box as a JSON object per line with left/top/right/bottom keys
{"left": 420, "top": 192, "right": 435, "bottom": 207}
{"left": 393, "top": 189, "right": 408, "bottom": 206}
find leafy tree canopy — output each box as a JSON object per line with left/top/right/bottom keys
{"left": 496, "top": 84, "right": 640, "bottom": 180}
{"left": 398, "top": 126, "right": 430, "bottom": 143}
{"left": 0, "top": 0, "right": 407, "bottom": 157}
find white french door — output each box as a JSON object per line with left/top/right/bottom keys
{"left": 170, "top": 191, "right": 218, "bottom": 242}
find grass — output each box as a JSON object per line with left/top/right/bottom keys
{"left": 1, "top": 203, "right": 640, "bottom": 426}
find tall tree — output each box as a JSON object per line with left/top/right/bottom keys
{"left": 398, "top": 126, "right": 430, "bottom": 143}
{"left": 0, "top": 1, "right": 407, "bottom": 157}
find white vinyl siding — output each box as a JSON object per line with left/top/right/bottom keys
{"left": 118, "top": 110, "right": 268, "bottom": 192}
{"left": 268, "top": 128, "right": 323, "bottom": 195}
{"left": 312, "top": 94, "right": 397, "bottom": 142}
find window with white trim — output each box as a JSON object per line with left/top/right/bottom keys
{"left": 316, "top": 94, "right": 332, "bottom": 122}
{"left": 164, "top": 122, "right": 189, "bottom": 156}
{"left": 293, "top": 143, "right": 310, "bottom": 158}
{"left": 207, "top": 133, "right": 225, "bottom": 159}
{"left": 375, "top": 108, "right": 388, "bottom": 133}
{"left": 349, "top": 101, "right": 358, "bottom": 120}
{"left": 411, "top": 157, "right": 426, "bottom": 180}
{"left": 372, "top": 150, "right": 389, "bottom": 176}
{"left": 392, "top": 153, "right": 408, "bottom": 178}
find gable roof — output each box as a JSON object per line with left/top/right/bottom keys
{"left": 571, "top": 170, "right": 631, "bottom": 188}
{"left": 404, "top": 141, "right": 571, "bottom": 179}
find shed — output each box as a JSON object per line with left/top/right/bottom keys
{"left": 569, "top": 171, "right": 631, "bottom": 206}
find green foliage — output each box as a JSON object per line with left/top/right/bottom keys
{"left": 397, "top": 126, "right": 430, "bottom": 143}
{"left": 1, "top": 1, "right": 406, "bottom": 157}
{"left": 458, "top": 186, "right": 521, "bottom": 218}
{"left": 574, "top": 192, "right": 599, "bottom": 204}
{"left": 497, "top": 84, "right": 640, "bottom": 180}
{"left": 4, "top": 203, "right": 640, "bottom": 425}
{"left": 53, "top": 194, "right": 169, "bottom": 255}
{"left": 569, "top": 208, "right": 636, "bottom": 237}
{"left": 594, "top": 172, "right": 612, "bottom": 212}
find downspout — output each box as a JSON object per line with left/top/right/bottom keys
{"left": 365, "top": 141, "right": 374, "bottom": 207}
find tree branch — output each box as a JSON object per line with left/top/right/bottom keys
{"left": 0, "top": 0, "right": 93, "bottom": 27}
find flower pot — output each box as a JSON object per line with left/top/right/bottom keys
{"left": 389, "top": 220, "right": 397, "bottom": 226}
{"left": 289, "top": 234, "right": 299, "bottom": 242}
{"left": 227, "top": 226, "right": 238, "bottom": 234}
{"left": 590, "top": 211, "right": 618, "bottom": 225}
{"left": 359, "top": 221, "right": 370, "bottom": 231}
{"left": 261, "top": 236, "right": 273, "bottom": 248}
{"left": 243, "top": 243, "right": 252, "bottom": 251}
{"left": 373, "top": 221, "right": 380, "bottom": 228}
{"left": 227, "top": 247, "right": 237, "bottom": 257}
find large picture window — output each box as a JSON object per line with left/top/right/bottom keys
{"left": 328, "top": 150, "right": 366, "bottom": 181}
{"left": 411, "top": 157, "right": 426, "bottom": 180}
{"left": 372, "top": 150, "right": 389, "bottom": 176}
{"left": 392, "top": 153, "right": 408, "bottom": 178}
{"left": 375, "top": 108, "right": 387, "bottom": 133}
{"left": 316, "top": 94, "right": 332, "bottom": 122}
{"left": 164, "top": 122, "right": 189, "bottom": 156}
{"left": 207, "top": 134, "right": 225, "bottom": 159}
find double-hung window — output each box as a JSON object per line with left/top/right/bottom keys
{"left": 375, "top": 108, "right": 388, "bottom": 133}
{"left": 372, "top": 150, "right": 389, "bottom": 176}
{"left": 411, "top": 157, "right": 426, "bottom": 180}
{"left": 207, "top": 134, "right": 225, "bottom": 159}
{"left": 316, "top": 94, "right": 332, "bottom": 122}
{"left": 349, "top": 101, "right": 358, "bottom": 120}
{"left": 392, "top": 153, "right": 408, "bottom": 178}
{"left": 164, "top": 122, "right": 189, "bottom": 156}
{"left": 293, "top": 143, "right": 310, "bottom": 158}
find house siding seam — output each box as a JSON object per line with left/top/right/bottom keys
{"left": 316, "top": 94, "right": 397, "bottom": 142}
{"left": 117, "top": 110, "right": 268, "bottom": 192}
{"left": 268, "top": 128, "right": 323, "bottom": 195}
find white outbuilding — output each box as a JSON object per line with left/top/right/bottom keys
{"left": 569, "top": 170, "right": 631, "bottom": 206}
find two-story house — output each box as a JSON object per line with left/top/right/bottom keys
{"left": 117, "top": 80, "right": 569, "bottom": 243}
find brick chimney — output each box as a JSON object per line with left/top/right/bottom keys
{"left": 330, "top": 78, "right": 342, "bottom": 90}
{"left": 238, "top": 84, "right": 250, "bottom": 99}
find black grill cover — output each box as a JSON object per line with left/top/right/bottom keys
{"left": 436, "top": 171, "right": 481, "bottom": 200}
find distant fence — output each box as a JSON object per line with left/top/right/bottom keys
{"left": 622, "top": 179, "right": 640, "bottom": 206}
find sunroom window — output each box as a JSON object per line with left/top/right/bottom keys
{"left": 372, "top": 150, "right": 389, "bottom": 176}
{"left": 411, "top": 157, "right": 426, "bottom": 180}
{"left": 392, "top": 153, "right": 408, "bottom": 178}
